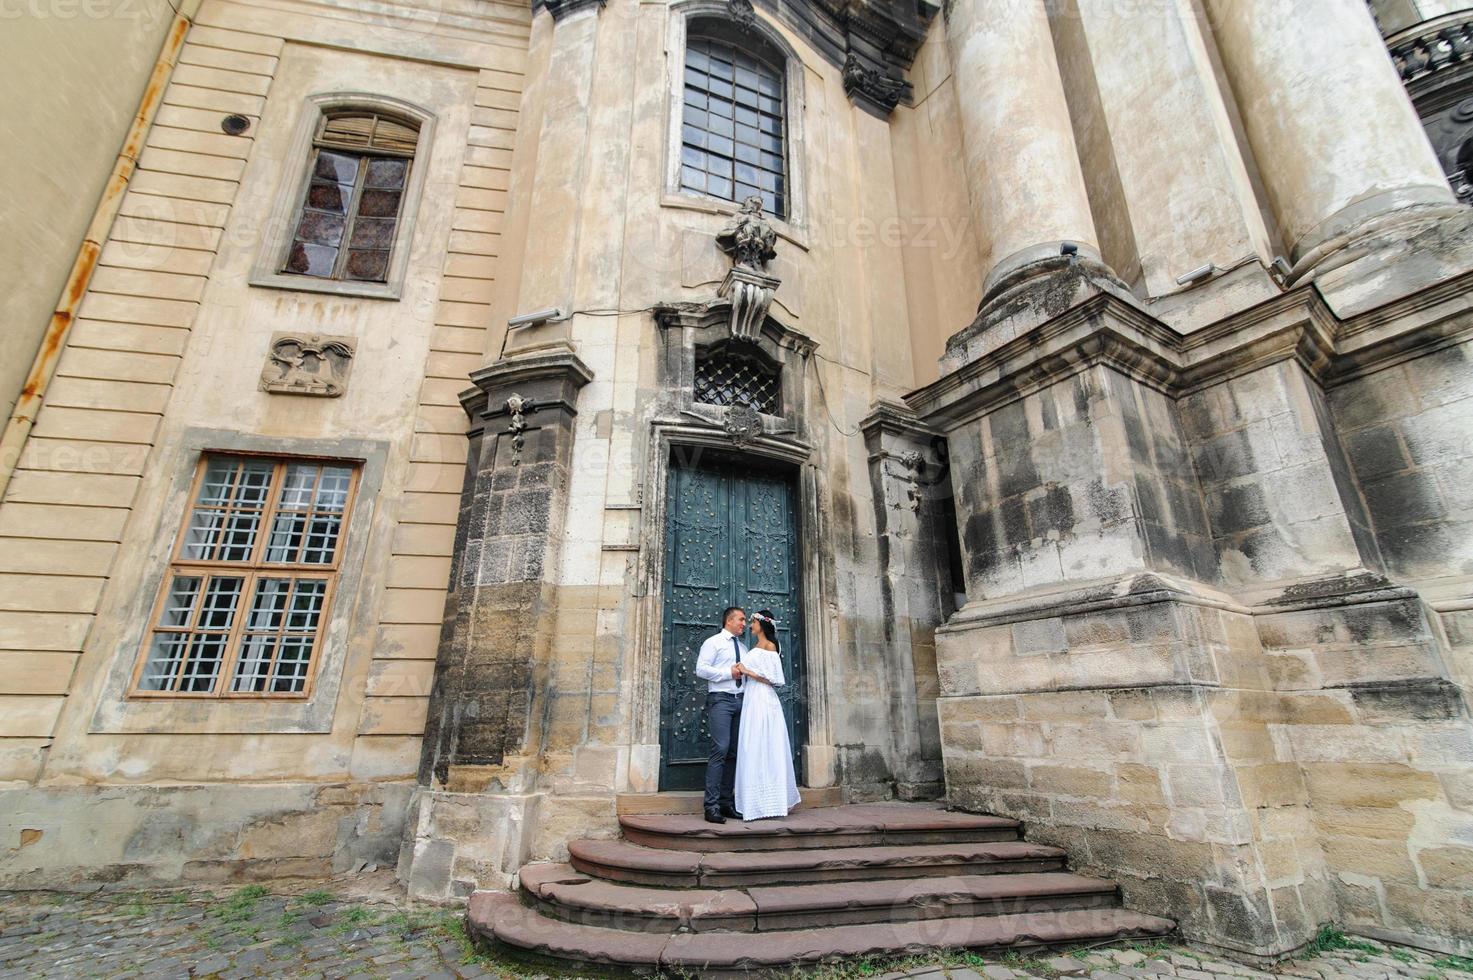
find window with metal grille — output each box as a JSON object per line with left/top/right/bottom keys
{"left": 680, "top": 31, "right": 787, "bottom": 218}
{"left": 694, "top": 343, "right": 782, "bottom": 414}
{"left": 131, "top": 454, "right": 360, "bottom": 698}
{"left": 283, "top": 111, "right": 419, "bottom": 283}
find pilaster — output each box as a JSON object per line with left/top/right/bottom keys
{"left": 859, "top": 401, "right": 949, "bottom": 799}
{"left": 404, "top": 348, "right": 593, "bottom": 899}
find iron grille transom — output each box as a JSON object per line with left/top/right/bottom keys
{"left": 694, "top": 342, "right": 782, "bottom": 414}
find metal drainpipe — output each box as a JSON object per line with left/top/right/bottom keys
{"left": 0, "top": 1, "right": 200, "bottom": 503}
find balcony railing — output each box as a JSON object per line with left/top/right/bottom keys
{"left": 1387, "top": 13, "right": 1473, "bottom": 85}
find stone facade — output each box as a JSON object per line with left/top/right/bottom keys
{"left": 1, "top": 0, "right": 1470, "bottom": 965}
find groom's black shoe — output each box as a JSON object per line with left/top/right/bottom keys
{"left": 704, "top": 809, "right": 726, "bottom": 824}
{"left": 719, "top": 805, "right": 741, "bottom": 820}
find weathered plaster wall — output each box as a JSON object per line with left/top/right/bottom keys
{"left": 0, "top": 0, "right": 178, "bottom": 423}
{"left": 0, "top": 0, "right": 529, "bottom": 885}
{"left": 890, "top": 25, "right": 985, "bottom": 385}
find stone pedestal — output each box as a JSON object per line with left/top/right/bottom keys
{"left": 911, "top": 284, "right": 1473, "bottom": 956}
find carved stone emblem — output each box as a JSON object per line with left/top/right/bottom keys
{"left": 723, "top": 403, "right": 763, "bottom": 445}
{"left": 505, "top": 393, "right": 535, "bottom": 466}
{"left": 260, "top": 333, "right": 355, "bottom": 397}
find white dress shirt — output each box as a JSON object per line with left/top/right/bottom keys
{"left": 695, "top": 628, "right": 746, "bottom": 695}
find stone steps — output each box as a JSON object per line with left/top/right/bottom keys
{"left": 619, "top": 802, "right": 1020, "bottom": 851}
{"left": 472, "top": 890, "right": 1175, "bottom": 974}
{"left": 467, "top": 802, "right": 1174, "bottom": 971}
{"left": 521, "top": 862, "right": 1122, "bottom": 931}
{"left": 567, "top": 837, "right": 1069, "bottom": 887}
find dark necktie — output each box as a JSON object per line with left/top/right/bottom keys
{"left": 733, "top": 637, "right": 743, "bottom": 689}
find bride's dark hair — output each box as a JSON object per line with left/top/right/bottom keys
{"left": 753, "top": 609, "right": 780, "bottom": 654}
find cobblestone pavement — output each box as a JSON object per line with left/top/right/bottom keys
{"left": 2, "top": 884, "right": 1470, "bottom": 980}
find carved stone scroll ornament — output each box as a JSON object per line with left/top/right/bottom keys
{"left": 716, "top": 196, "right": 783, "bottom": 343}
{"left": 842, "top": 53, "right": 907, "bottom": 114}
{"left": 259, "top": 333, "right": 356, "bottom": 397}
{"left": 726, "top": 0, "right": 756, "bottom": 30}
{"left": 505, "top": 393, "right": 535, "bottom": 466}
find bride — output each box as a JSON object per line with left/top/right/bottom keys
{"left": 733, "top": 609, "right": 801, "bottom": 820}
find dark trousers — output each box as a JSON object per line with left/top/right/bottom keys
{"left": 704, "top": 692, "right": 742, "bottom": 811}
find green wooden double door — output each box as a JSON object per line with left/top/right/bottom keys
{"left": 659, "top": 452, "right": 804, "bottom": 791}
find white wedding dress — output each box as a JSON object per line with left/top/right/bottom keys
{"left": 734, "top": 646, "right": 801, "bottom": 820}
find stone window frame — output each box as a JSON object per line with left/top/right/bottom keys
{"left": 126, "top": 454, "right": 362, "bottom": 701}
{"left": 91, "top": 429, "right": 389, "bottom": 735}
{"left": 664, "top": 0, "right": 809, "bottom": 235}
{"left": 249, "top": 93, "right": 437, "bottom": 301}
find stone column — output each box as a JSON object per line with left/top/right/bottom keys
{"left": 942, "top": 0, "right": 1104, "bottom": 302}
{"left": 1204, "top": 0, "right": 1456, "bottom": 276}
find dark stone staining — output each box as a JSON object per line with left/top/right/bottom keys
{"left": 963, "top": 511, "right": 999, "bottom": 582}
{"left": 1362, "top": 472, "right": 1446, "bottom": 525}
{"left": 1208, "top": 483, "right": 1271, "bottom": 536}
{"left": 989, "top": 400, "right": 1031, "bottom": 449}
{"left": 1191, "top": 429, "right": 1256, "bottom": 484}
{"left": 1344, "top": 425, "right": 1409, "bottom": 483}
{"left": 1349, "top": 680, "right": 1466, "bottom": 722}
{"left": 1029, "top": 484, "right": 1076, "bottom": 536}
{"left": 1000, "top": 496, "right": 1030, "bottom": 547}
{"left": 1085, "top": 478, "right": 1130, "bottom": 526}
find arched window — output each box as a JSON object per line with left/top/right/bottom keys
{"left": 679, "top": 24, "right": 787, "bottom": 218}
{"left": 694, "top": 340, "right": 782, "bottom": 414}
{"left": 283, "top": 111, "right": 420, "bottom": 283}
{"left": 253, "top": 95, "right": 432, "bottom": 299}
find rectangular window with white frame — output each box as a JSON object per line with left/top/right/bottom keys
{"left": 130, "top": 454, "right": 360, "bottom": 698}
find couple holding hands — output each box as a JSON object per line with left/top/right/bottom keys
{"left": 695, "top": 606, "right": 801, "bottom": 824}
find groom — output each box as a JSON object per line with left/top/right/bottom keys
{"left": 695, "top": 606, "right": 747, "bottom": 824}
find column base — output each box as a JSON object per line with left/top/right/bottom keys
{"left": 943, "top": 249, "right": 1136, "bottom": 374}
{"left": 397, "top": 787, "right": 618, "bottom": 901}
{"left": 1288, "top": 185, "right": 1466, "bottom": 285}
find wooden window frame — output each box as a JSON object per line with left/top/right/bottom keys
{"left": 128, "top": 453, "right": 361, "bottom": 701}
{"left": 663, "top": 3, "right": 809, "bottom": 233}
{"left": 249, "top": 94, "right": 437, "bottom": 302}
{"left": 283, "top": 112, "right": 418, "bottom": 284}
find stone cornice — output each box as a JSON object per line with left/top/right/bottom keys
{"left": 906, "top": 272, "right": 1473, "bottom": 428}
{"left": 653, "top": 298, "right": 820, "bottom": 358}
{"left": 461, "top": 348, "right": 595, "bottom": 424}
{"left": 538, "top": 0, "right": 933, "bottom": 115}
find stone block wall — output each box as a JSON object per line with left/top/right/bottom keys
{"left": 1181, "top": 361, "right": 1381, "bottom": 587}
{"left": 948, "top": 365, "right": 1213, "bottom": 602}
{"left": 921, "top": 292, "right": 1473, "bottom": 957}
{"left": 1330, "top": 340, "right": 1473, "bottom": 584}
{"left": 936, "top": 584, "right": 1334, "bottom": 956}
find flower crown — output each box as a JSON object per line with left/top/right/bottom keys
{"left": 751, "top": 612, "right": 778, "bottom": 627}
